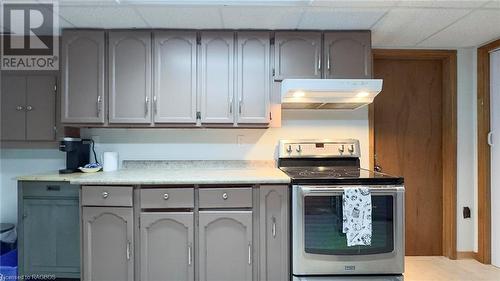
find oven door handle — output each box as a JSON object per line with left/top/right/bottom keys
{"left": 299, "top": 186, "right": 404, "bottom": 196}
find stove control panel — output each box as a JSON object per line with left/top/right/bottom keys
{"left": 279, "top": 139, "right": 360, "bottom": 158}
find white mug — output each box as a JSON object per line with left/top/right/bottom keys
{"left": 102, "top": 152, "right": 119, "bottom": 172}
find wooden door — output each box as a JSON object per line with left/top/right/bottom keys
{"left": 236, "top": 32, "right": 271, "bottom": 124}
{"left": 26, "top": 75, "right": 56, "bottom": 141}
{"left": 109, "top": 31, "right": 152, "bottom": 124}
{"left": 82, "top": 207, "right": 134, "bottom": 281}
{"left": 140, "top": 212, "right": 194, "bottom": 281}
{"left": 259, "top": 186, "right": 289, "bottom": 281}
{"left": 154, "top": 31, "right": 197, "bottom": 123}
{"left": 199, "top": 31, "right": 235, "bottom": 124}
{"left": 61, "top": 30, "right": 105, "bottom": 123}
{"left": 273, "top": 32, "right": 321, "bottom": 81}
{"left": 199, "top": 211, "right": 253, "bottom": 281}
{"left": 373, "top": 58, "right": 443, "bottom": 256}
{"left": 323, "top": 31, "right": 372, "bottom": 79}
{"left": 1, "top": 75, "right": 26, "bottom": 140}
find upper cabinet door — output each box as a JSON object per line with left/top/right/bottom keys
{"left": 236, "top": 32, "right": 270, "bottom": 124}
{"left": 274, "top": 32, "right": 322, "bottom": 80}
{"left": 199, "top": 32, "right": 235, "bottom": 124}
{"left": 109, "top": 31, "right": 152, "bottom": 124}
{"left": 1, "top": 75, "right": 26, "bottom": 140}
{"left": 154, "top": 31, "right": 197, "bottom": 123}
{"left": 26, "top": 75, "right": 56, "bottom": 141}
{"left": 324, "top": 31, "right": 372, "bottom": 79}
{"left": 61, "top": 31, "right": 105, "bottom": 123}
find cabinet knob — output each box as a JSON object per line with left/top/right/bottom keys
{"left": 222, "top": 192, "right": 228, "bottom": 200}
{"left": 163, "top": 193, "right": 169, "bottom": 200}
{"left": 102, "top": 191, "right": 109, "bottom": 198}
{"left": 16, "top": 105, "right": 24, "bottom": 111}
{"left": 26, "top": 105, "right": 33, "bottom": 111}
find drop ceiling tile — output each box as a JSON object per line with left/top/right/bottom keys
{"left": 220, "top": 6, "right": 303, "bottom": 29}
{"left": 397, "top": 0, "right": 489, "bottom": 8}
{"left": 418, "top": 9, "right": 500, "bottom": 47}
{"left": 372, "top": 7, "right": 470, "bottom": 47}
{"left": 59, "top": 5, "right": 148, "bottom": 28}
{"left": 135, "top": 6, "right": 222, "bottom": 28}
{"left": 298, "top": 7, "right": 388, "bottom": 29}
{"left": 310, "top": 0, "right": 400, "bottom": 8}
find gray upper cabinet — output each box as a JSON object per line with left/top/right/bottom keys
{"left": 274, "top": 32, "right": 322, "bottom": 80}
{"left": 154, "top": 31, "right": 198, "bottom": 123}
{"left": 140, "top": 212, "right": 194, "bottom": 281}
{"left": 82, "top": 207, "right": 134, "bottom": 281}
{"left": 109, "top": 31, "right": 152, "bottom": 124}
{"left": 61, "top": 30, "right": 105, "bottom": 123}
{"left": 323, "top": 31, "right": 372, "bottom": 79}
{"left": 259, "top": 185, "right": 289, "bottom": 281}
{"left": 1, "top": 74, "right": 56, "bottom": 141}
{"left": 199, "top": 32, "right": 235, "bottom": 124}
{"left": 236, "top": 32, "right": 271, "bottom": 124}
{"left": 199, "top": 211, "right": 253, "bottom": 281}
{"left": 1, "top": 75, "right": 27, "bottom": 140}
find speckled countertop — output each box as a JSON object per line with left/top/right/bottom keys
{"left": 17, "top": 160, "right": 291, "bottom": 185}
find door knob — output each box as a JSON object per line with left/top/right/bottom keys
{"left": 26, "top": 105, "right": 33, "bottom": 111}
{"left": 16, "top": 105, "right": 24, "bottom": 111}
{"left": 374, "top": 165, "right": 382, "bottom": 172}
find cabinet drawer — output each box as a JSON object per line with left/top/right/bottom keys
{"left": 199, "top": 187, "right": 252, "bottom": 208}
{"left": 82, "top": 186, "right": 133, "bottom": 207}
{"left": 140, "top": 188, "right": 194, "bottom": 209}
{"left": 22, "top": 181, "right": 79, "bottom": 198}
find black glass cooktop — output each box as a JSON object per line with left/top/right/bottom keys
{"left": 279, "top": 166, "right": 404, "bottom": 185}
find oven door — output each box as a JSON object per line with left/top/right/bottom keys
{"left": 292, "top": 185, "right": 405, "bottom": 276}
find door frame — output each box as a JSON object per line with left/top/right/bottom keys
{"left": 476, "top": 38, "right": 500, "bottom": 264}
{"left": 369, "top": 49, "right": 457, "bottom": 259}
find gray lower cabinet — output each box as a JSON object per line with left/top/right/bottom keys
{"left": 274, "top": 32, "right": 322, "bottom": 80}
{"left": 140, "top": 212, "right": 194, "bottom": 281}
{"left": 154, "top": 31, "right": 198, "bottom": 123}
{"left": 61, "top": 30, "right": 105, "bottom": 123}
{"left": 1, "top": 74, "right": 56, "bottom": 141}
{"left": 236, "top": 32, "right": 271, "bottom": 124}
{"left": 199, "top": 32, "right": 235, "bottom": 124}
{"left": 109, "top": 31, "right": 152, "bottom": 124}
{"left": 18, "top": 181, "right": 80, "bottom": 278}
{"left": 259, "top": 185, "right": 289, "bottom": 281}
{"left": 199, "top": 211, "right": 253, "bottom": 281}
{"left": 323, "top": 31, "right": 372, "bottom": 79}
{"left": 82, "top": 207, "right": 134, "bottom": 281}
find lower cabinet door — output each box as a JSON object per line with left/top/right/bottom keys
{"left": 199, "top": 211, "right": 253, "bottom": 281}
{"left": 259, "top": 185, "right": 289, "bottom": 281}
{"left": 140, "top": 212, "right": 194, "bottom": 281}
{"left": 22, "top": 199, "right": 80, "bottom": 277}
{"left": 82, "top": 207, "right": 134, "bottom": 281}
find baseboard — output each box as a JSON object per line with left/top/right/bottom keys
{"left": 457, "top": 251, "right": 475, "bottom": 259}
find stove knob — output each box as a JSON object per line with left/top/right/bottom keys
{"left": 348, "top": 145, "right": 355, "bottom": 154}
{"left": 286, "top": 145, "right": 292, "bottom": 153}
{"left": 338, "top": 145, "right": 345, "bottom": 154}
{"left": 296, "top": 145, "right": 302, "bottom": 153}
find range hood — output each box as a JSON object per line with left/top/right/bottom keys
{"left": 281, "top": 79, "right": 383, "bottom": 110}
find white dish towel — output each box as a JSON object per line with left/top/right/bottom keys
{"left": 342, "top": 187, "right": 372, "bottom": 247}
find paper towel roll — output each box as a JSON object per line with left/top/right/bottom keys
{"left": 103, "top": 152, "right": 119, "bottom": 172}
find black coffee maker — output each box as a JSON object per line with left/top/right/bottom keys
{"left": 59, "top": 137, "right": 91, "bottom": 174}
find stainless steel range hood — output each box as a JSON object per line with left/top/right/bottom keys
{"left": 281, "top": 79, "right": 383, "bottom": 110}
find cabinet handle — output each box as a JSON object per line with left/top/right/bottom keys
{"left": 248, "top": 243, "right": 252, "bottom": 265}
{"left": 46, "top": 185, "right": 60, "bottom": 191}
{"left": 327, "top": 52, "right": 331, "bottom": 73}
{"left": 229, "top": 97, "right": 233, "bottom": 114}
{"left": 272, "top": 216, "right": 277, "bottom": 238}
{"left": 26, "top": 105, "right": 33, "bottom": 111}
{"left": 97, "top": 96, "right": 102, "bottom": 116}
{"left": 163, "top": 193, "right": 169, "bottom": 200}
{"left": 239, "top": 100, "right": 242, "bottom": 114}
{"left": 145, "top": 96, "right": 150, "bottom": 116}
{"left": 16, "top": 105, "right": 24, "bottom": 111}
{"left": 153, "top": 95, "right": 158, "bottom": 115}
{"left": 188, "top": 243, "right": 192, "bottom": 266}
{"left": 126, "top": 241, "right": 131, "bottom": 260}
{"left": 317, "top": 52, "right": 321, "bottom": 71}
{"left": 102, "top": 191, "right": 109, "bottom": 198}
{"left": 222, "top": 192, "right": 228, "bottom": 200}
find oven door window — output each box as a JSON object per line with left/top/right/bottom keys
{"left": 304, "top": 195, "right": 394, "bottom": 255}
